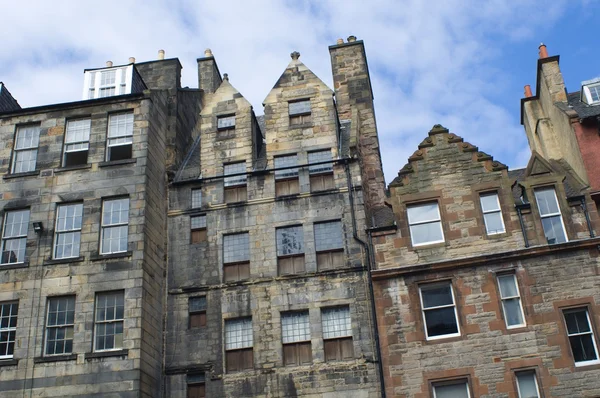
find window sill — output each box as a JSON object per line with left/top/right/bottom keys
{"left": 34, "top": 354, "right": 77, "bottom": 363}
{"left": 289, "top": 123, "right": 313, "bottom": 129}
{"left": 411, "top": 241, "right": 446, "bottom": 250}
{"left": 3, "top": 171, "right": 40, "bottom": 180}
{"left": 44, "top": 256, "right": 85, "bottom": 266}
{"left": 275, "top": 193, "right": 300, "bottom": 201}
{"left": 54, "top": 164, "right": 92, "bottom": 173}
{"left": 90, "top": 251, "right": 132, "bottom": 261}
{"left": 0, "top": 359, "right": 18, "bottom": 367}
{"left": 98, "top": 159, "right": 137, "bottom": 167}
{"left": 85, "top": 349, "right": 128, "bottom": 360}
{"left": 0, "top": 262, "right": 29, "bottom": 270}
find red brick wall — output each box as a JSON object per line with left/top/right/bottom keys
{"left": 573, "top": 120, "right": 600, "bottom": 193}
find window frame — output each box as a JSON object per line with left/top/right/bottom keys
{"left": 223, "top": 162, "right": 248, "bottom": 203}
{"left": 534, "top": 187, "right": 568, "bottom": 244}
{"left": 93, "top": 291, "right": 125, "bottom": 352}
{"left": 1, "top": 209, "right": 30, "bottom": 265}
{"left": 217, "top": 114, "right": 236, "bottom": 130}
{"left": 100, "top": 197, "right": 130, "bottom": 255}
{"left": 187, "top": 373, "right": 206, "bottom": 398}
{"left": 276, "top": 225, "right": 305, "bottom": 275}
{"left": 562, "top": 307, "right": 600, "bottom": 367}
{"left": 106, "top": 112, "right": 134, "bottom": 162}
{"left": 497, "top": 273, "right": 526, "bottom": 329}
{"left": 313, "top": 220, "right": 345, "bottom": 271}
{"left": 406, "top": 202, "right": 445, "bottom": 247}
{"left": 53, "top": 203, "right": 83, "bottom": 260}
{"left": 190, "top": 215, "right": 207, "bottom": 244}
{"left": 515, "top": 370, "right": 541, "bottom": 398}
{"left": 11, "top": 124, "right": 40, "bottom": 174}
{"left": 419, "top": 281, "right": 461, "bottom": 341}
{"left": 191, "top": 188, "right": 202, "bottom": 209}
{"left": 479, "top": 192, "right": 505, "bottom": 235}
{"left": 224, "top": 317, "right": 254, "bottom": 372}
{"left": 189, "top": 296, "right": 207, "bottom": 329}
{"left": 321, "top": 306, "right": 354, "bottom": 362}
{"left": 44, "top": 296, "right": 75, "bottom": 356}
{"left": 308, "top": 150, "right": 335, "bottom": 192}
{"left": 62, "top": 118, "right": 91, "bottom": 167}
{"left": 288, "top": 99, "right": 312, "bottom": 126}
{"left": 222, "top": 232, "right": 250, "bottom": 282}
{"left": 0, "top": 301, "right": 18, "bottom": 359}
{"left": 431, "top": 379, "right": 471, "bottom": 398}
{"left": 83, "top": 66, "right": 133, "bottom": 100}
{"left": 281, "top": 311, "right": 312, "bottom": 366}
{"left": 582, "top": 82, "right": 600, "bottom": 105}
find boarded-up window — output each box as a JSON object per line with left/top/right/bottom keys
{"left": 190, "top": 215, "right": 207, "bottom": 244}
{"left": 309, "top": 150, "right": 334, "bottom": 192}
{"left": 289, "top": 100, "right": 311, "bottom": 126}
{"left": 189, "top": 296, "right": 207, "bottom": 329}
{"left": 224, "top": 162, "right": 247, "bottom": 203}
{"left": 223, "top": 233, "right": 250, "bottom": 282}
{"left": 281, "top": 311, "right": 312, "bottom": 365}
{"left": 275, "top": 155, "right": 299, "bottom": 196}
{"left": 276, "top": 226, "right": 305, "bottom": 275}
{"left": 187, "top": 373, "right": 206, "bottom": 398}
{"left": 225, "top": 318, "right": 253, "bottom": 372}
{"left": 314, "top": 221, "right": 344, "bottom": 270}
{"left": 322, "top": 306, "right": 353, "bottom": 361}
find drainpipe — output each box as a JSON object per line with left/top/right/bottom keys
{"left": 580, "top": 197, "right": 595, "bottom": 238}
{"left": 344, "top": 160, "right": 386, "bottom": 398}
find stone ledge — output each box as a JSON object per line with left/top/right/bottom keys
{"left": 98, "top": 159, "right": 137, "bottom": 167}
{"left": 0, "top": 359, "right": 18, "bottom": 367}
{"left": 84, "top": 349, "right": 129, "bottom": 360}
{"left": 43, "top": 256, "right": 85, "bottom": 266}
{"left": 34, "top": 354, "right": 77, "bottom": 363}
{"left": 3, "top": 170, "right": 40, "bottom": 180}
{"left": 54, "top": 164, "right": 92, "bottom": 173}
{"left": 90, "top": 251, "right": 133, "bottom": 261}
{"left": 0, "top": 262, "right": 29, "bottom": 271}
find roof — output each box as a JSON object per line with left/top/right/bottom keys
{"left": 566, "top": 91, "right": 600, "bottom": 120}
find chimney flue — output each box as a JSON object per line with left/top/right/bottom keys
{"left": 524, "top": 85, "right": 533, "bottom": 98}
{"left": 106, "top": 61, "right": 113, "bottom": 67}
{"left": 347, "top": 35, "right": 357, "bottom": 42}
{"left": 204, "top": 48, "right": 213, "bottom": 57}
{"left": 158, "top": 49, "right": 165, "bottom": 60}
{"left": 336, "top": 38, "right": 344, "bottom": 45}
{"left": 538, "top": 43, "right": 548, "bottom": 59}
{"left": 128, "top": 57, "right": 135, "bottom": 64}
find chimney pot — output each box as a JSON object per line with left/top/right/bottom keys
{"left": 347, "top": 35, "right": 357, "bottom": 42}
{"left": 204, "top": 48, "right": 213, "bottom": 57}
{"left": 336, "top": 38, "right": 344, "bottom": 45}
{"left": 106, "top": 61, "right": 113, "bottom": 67}
{"left": 128, "top": 57, "right": 135, "bottom": 64}
{"left": 538, "top": 43, "right": 548, "bottom": 59}
{"left": 223, "top": 73, "right": 229, "bottom": 81}
{"left": 290, "top": 51, "right": 300, "bottom": 60}
{"left": 524, "top": 85, "right": 533, "bottom": 98}
{"left": 158, "top": 50, "right": 165, "bottom": 60}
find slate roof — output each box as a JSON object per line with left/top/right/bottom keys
{"left": 566, "top": 91, "right": 600, "bottom": 120}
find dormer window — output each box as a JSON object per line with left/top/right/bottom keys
{"left": 289, "top": 99, "right": 311, "bottom": 126}
{"left": 581, "top": 78, "right": 600, "bottom": 105}
{"left": 83, "top": 66, "right": 133, "bottom": 100}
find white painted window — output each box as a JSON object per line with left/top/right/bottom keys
{"left": 282, "top": 311, "right": 310, "bottom": 343}
{"left": 563, "top": 308, "right": 600, "bottom": 366}
{"left": 582, "top": 82, "right": 600, "bottom": 104}
{"left": 322, "top": 307, "right": 352, "bottom": 339}
{"left": 419, "top": 282, "right": 460, "bottom": 340}
{"left": 433, "top": 381, "right": 470, "bottom": 398}
{"left": 224, "top": 162, "right": 247, "bottom": 187}
{"left": 480, "top": 192, "right": 505, "bottom": 235}
{"left": 83, "top": 66, "right": 133, "bottom": 100}
{"left": 274, "top": 154, "right": 298, "bottom": 180}
{"left": 107, "top": 112, "right": 134, "bottom": 161}
{"left": 63, "top": 119, "right": 91, "bottom": 167}
{"left": 308, "top": 150, "right": 333, "bottom": 174}
{"left": 54, "top": 203, "right": 83, "bottom": 259}
{"left": 515, "top": 371, "right": 540, "bottom": 398}
{"left": 1, "top": 209, "right": 29, "bottom": 265}
{"left": 101, "top": 198, "right": 129, "bottom": 254}
{"left": 534, "top": 187, "right": 567, "bottom": 244}
{"left": 12, "top": 125, "right": 40, "bottom": 173}
{"left": 497, "top": 274, "right": 525, "bottom": 328}
{"left": 407, "top": 202, "right": 444, "bottom": 246}
{"left": 217, "top": 115, "right": 236, "bottom": 130}
{"left": 0, "top": 302, "right": 18, "bottom": 359}
{"left": 94, "top": 291, "right": 124, "bottom": 351}
{"left": 45, "top": 296, "right": 75, "bottom": 355}
{"left": 225, "top": 318, "right": 253, "bottom": 350}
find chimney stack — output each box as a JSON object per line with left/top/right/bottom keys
{"left": 538, "top": 43, "right": 548, "bottom": 59}
{"left": 128, "top": 57, "right": 135, "bottom": 64}
{"left": 158, "top": 49, "right": 165, "bottom": 60}
{"left": 524, "top": 85, "right": 533, "bottom": 98}
{"left": 197, "top": 49, "right": 222, "bottom": 94}
{"left": 106, "top": 61, "right": 113, "bottom": 67}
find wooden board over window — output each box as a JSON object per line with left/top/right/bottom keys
{"left": 226, "top": 348, "right": 253, "bottom": 372}
{"left": 324, "top": 337, "right": 353, "bottom": 361}
{"left": 317, "top": 250, "right": 344, "bottom": 271}
{"left": 283, "top": 342, "right": 312, "bottom": 366}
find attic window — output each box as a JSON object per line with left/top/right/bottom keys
{"left": 581, "top": 80, "right": 600, "bottom": 105}
{"left": 289, "top": 100, "right": 311, "bottom": 126}
{"left": 218, "top": 115, "right": 236, "bottom": 130}
{"left": 83, "top": 66, "right": 132, "bottom": 100}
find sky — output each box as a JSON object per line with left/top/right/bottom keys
{"left": 1, "top": 0, "right": 599, "bottom": 184}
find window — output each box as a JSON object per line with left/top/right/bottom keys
{"left": 281, "top": 311, "right": 311, "bottom": 366}
{"left": 515, "top": 371, "right": 540, "bottom": 398}
{"left": 106, "top": 112, "right": 134, "bottom": 161}
{"left": 191, "top": 189, "right": 202, "bottom": 209}
{"left": 289, "top": 100, "right": 311, "bottom": 126}
{"left": 322, "top": 306, "right": 353, "bottom": 361}
{"left": 480, "top": 192, "right": 505, "bottom": 235}
{"left": 217, "top": 115, "right": 235, "bottom": 130}
{"left": 276, "top": 225, "right": 305, "bottom": 275}
{"left": 407, "top": 202, "right": 444, "bottom": 246}
{"left": 274, "top": 154, "right": 299, "bottom": 196}
{"left": 94, "top": 291, "right": 124, "bottom": 351}
{"left": 589, "top": 85, "right": 600, "bottom": 103}
{"left": 223, "top": 233, "right": 250, "bottom": 282}
{"left": 54, "top": 203, "right": 83, "bottom": 259}
{"left": 534, "top": 188, "right": 567, "bottom": 244}
{"left": 189, "top": 296, "right": 207, "bottom": 328}
{"left": 563, "top": 307, "right": 599, "bottom": 366}
{"left": 187, "top": 373, "right": 206, "bottom": 398}
{"left": 190, "top": 215, "right": 207, "bottom": 244}
{"left": 45, "top": 296, "right": 75, "bottom": 356}
{"left": 84, "top": 66, "right": 132, "bottom": 100}
{"left": 419, "top": 282, "right": 460, "bottom": 340}
{"left": 314, "top": 221, "right": 344, "bottom": 270}
{"left": 0, "top": 302, "right": 18, "bottom": 359}
{"left": 223, "top": 162, "right": 247, "bottom": 203}
{"left": 100, "top": 198, "right": 129, "bottom": 254}
{"left": 497, "top": 274, "right": 525, "bottom": 328}
{"left": 582, "top": 82, "right": 600, "bottom": 105}
{"left": 432, "top": 381, "right": 470, "bottom": 398}
{"left": 1, "top": 209, "right": 29, "bottom": 265}
{"left": 308, "top": 150, "right": 334, "bottom": 192}
{"left": 12, "top": 125, "right": 40, "bottom": 173}
{"left": 225, "top": 318, "right": 253, "bottom": 372}
{"left": 63, "top": 119, "right": 91, "bottom": 167}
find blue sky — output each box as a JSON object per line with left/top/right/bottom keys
{"left": 1, "top": 0, "right": 598, "bottom": 183}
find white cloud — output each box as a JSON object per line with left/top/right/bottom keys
{"left": 0, "top": 0, "right": 577, "bottom": 182}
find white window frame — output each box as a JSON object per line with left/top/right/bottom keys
{"left": 0, "top": 302, "right": 18, "bottom": 359}
{"left": 93, "top": 291, "right": 125, "bottom": 352}
{"left": 407, "top": 202, "right": 445, "bottom": 247}
{"left": 63, "top": 119, "right": 91, "bottom": 166}
{"left": 480, "top": 192, "right": 505, "bottom": 235}
{"left": 217, "top": 115, "right": 236, "bottom": 130}
{"left": 432, "top": 381, "right": 471, "bottom": 398}
{"left": 1, "top": 209, "right": 30, "bottom": 265}
{"left": 563, "top": 307, "right": 600, "bottom": 367}
{"left": 534, "top": 187, "right": 568, "bottom": 244}
{"left": 83, "top": 66, "right": 133, "bottom": 100}
{"left": 12, "top": 125, "right": 40, "bottom": 174}
{"left": 54, "top": 203, "right": 83, "bottom": 259}
{"left": 515, "top": 370, "right": 541, "bottom": 398}
{"left": 419, "top": 282, "right": 461, "bottom": 340}
{"left": 100, "top": 198, "right": 129, "bottom": 255}
{"left": 497, "top": 274, "right": 526, "bottom": 329}
{"left": 582, "top": 83, "right": 600, "bottom": 105}
{"left": 106, "top": 112, "right": 134, "bottom": 161}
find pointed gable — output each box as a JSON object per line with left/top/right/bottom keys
{"left": 525, "top": 151, "right": 554, "bottom": 177}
